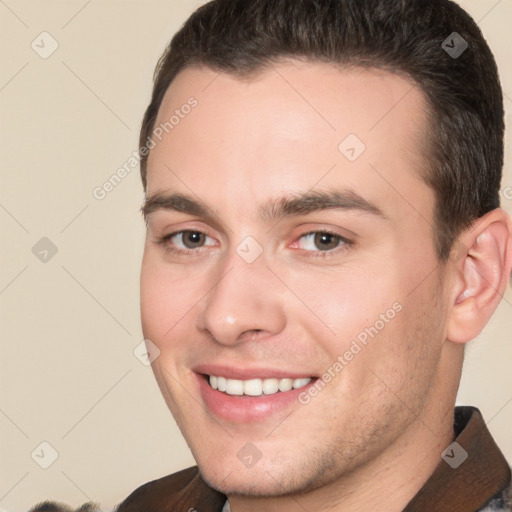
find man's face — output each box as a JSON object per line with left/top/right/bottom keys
{"left": 140, "top": 62, "right": 452, "bottom": 496}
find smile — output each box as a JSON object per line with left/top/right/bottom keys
{"left": 195, "top": 367, "right": 319, "bottom": 422}
{"left": 208, "top": 375, "right": 312, "bottom": 396}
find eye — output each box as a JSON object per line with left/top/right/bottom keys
{"left": 156, "top": 230, "right": 216, "bottom": 254}
{"left": 172, "top": 231, "right": 211, "bottom": 249}
{"left": 295, "top": 231, "right": 349, "bottom": 252}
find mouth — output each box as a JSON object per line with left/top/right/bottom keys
{"left": 206, "top": 374, "right": 313, "bottom": 397}
{"left": 194, "top": 369, "right": 318, "bottom": 423}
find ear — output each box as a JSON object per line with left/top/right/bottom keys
{"left": 446, "top": 208, "right": 512, "bottom": 344}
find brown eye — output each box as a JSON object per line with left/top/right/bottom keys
{"left": 294, "top": 231, "right": 347, "bottom": 253}
{"left": 181, "top": 231, "right": 206, "bottom": 248}
{"left": 156, "top": 229, "right": 216, "bottom": 256}
{"left": 313, "top": 232, "right": 341, "bottom": 251}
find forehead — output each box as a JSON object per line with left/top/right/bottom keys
{"left": 147, "top": 61, "right": 433, "bottom": 226}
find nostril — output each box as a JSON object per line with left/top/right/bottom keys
{"left": 245, "top": 329, "right": 263, "bottom": 342}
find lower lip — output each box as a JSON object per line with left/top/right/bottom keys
{"left": 196, "top": 374, "right": 316, "bottom": 423}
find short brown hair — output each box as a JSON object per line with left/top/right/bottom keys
{"left": 139, "top": 0, "right": 504, "bottom": 260}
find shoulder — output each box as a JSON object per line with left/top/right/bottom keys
{"left": 114, "top": 466, "right": 226, "bottom": 512}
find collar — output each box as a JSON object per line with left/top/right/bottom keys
{"left": 403, "top": 406, "right": 511, "bottom": 511}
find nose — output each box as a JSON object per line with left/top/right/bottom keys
{"left": 195, "top": 252, "right": 286, "bottom": 346}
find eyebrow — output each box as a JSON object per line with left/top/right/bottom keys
{"left": 141, "top": 189, "right": 386, "bottom": 225}
{"left": 259, "top": 189, "right": 386, "bottom": 222}
{"left": 142, "top": 193, "right": 217, "bottom": 225}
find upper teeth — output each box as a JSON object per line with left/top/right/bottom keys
{"left": 208, "top": 375, "right": 312, "bottom": 396}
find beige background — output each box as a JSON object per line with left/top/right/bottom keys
{"left": 0, "top": 1, "right": 511, "bottom": 511}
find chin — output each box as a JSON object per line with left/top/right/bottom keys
{"left": 196, "top": 449, "right": 338, "bottom": 499}
{"left": 199, "top": 465, "right": 292, "bottom": 497}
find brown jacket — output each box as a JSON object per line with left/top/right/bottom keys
{"left": 114, "top": 407, "right": 511, "bottom": 512}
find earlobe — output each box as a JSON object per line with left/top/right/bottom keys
{"left": 447, "top": 209, "right": 512, "bottom": 345}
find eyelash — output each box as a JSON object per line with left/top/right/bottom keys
{"left": 155, "top": 229, "right": 353, "bottom": 259}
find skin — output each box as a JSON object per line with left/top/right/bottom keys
{"left": 140, "top": 61, "right": 512, "bottom": 511}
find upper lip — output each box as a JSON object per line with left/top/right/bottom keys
{"left": 193, "top": 364, "right": 316, "bottom": 380}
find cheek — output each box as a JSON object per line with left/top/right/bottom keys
{"left": 140, "top": 253, "right": 210, "bottom": 350}
{"left": 140, "top": 255, "right": 186, "bottom": 341}
{"left": 362, "top": 281, "right": 447, "bottom": 400}
{"left": 283, "top": 265, "right": 402, "bottom": 341}
{"left": 140, "top": 258, "right": 167, "bottom": 338}
{"left": 287, "top": 266, "right": 424, "bottom": 387}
